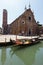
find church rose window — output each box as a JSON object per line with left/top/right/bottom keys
{"left": 22, "top": 20, "right": 25, "bottom": 24}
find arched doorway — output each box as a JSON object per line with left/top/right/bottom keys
{"left": 27, "top": 29, "right": 31, "bottom": 36}
{"left": 29, "top": 29, "right": 31, "bottom": 36}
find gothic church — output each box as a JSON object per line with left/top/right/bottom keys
{"left": 2, "top": 6, "right": 43, "bottom": 36}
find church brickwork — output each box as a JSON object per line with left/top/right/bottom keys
{"left": 9, "top": 8, "right": 38, "bottom": 36}
{"left": 2, "top": 8, "right": 43, "bottom": 36}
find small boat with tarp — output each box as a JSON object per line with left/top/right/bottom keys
{"left": 0, "top": 35, "right": 40, "bottom": 47}
{"left": 10, "top": 36, "right": 40, "bottom": 46}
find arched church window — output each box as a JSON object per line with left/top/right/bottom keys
{"left": 28, "top": 16, "right": 31, "bottom": 21}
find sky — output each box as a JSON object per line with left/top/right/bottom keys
{"left": 0, "top": 0, "right": 43, "bottom": 27}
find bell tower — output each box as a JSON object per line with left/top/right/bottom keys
{"left": 2, "top": 9, "right": 8, "bottom": 34}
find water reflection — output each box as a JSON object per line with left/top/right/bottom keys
{"left": 10, "top": 46, "right": 36, "bottom": 65}
{"left": 10, "top": 41, "right": 43, "bottom": 65}
{"left": 0, "top": 41, "right": 43, "bottom": 65}
{"left": 1, "top": 47, "right": 6, "bottom": 65}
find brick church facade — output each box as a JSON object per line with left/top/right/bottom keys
{"left": 2, "top": 7, "right": 43, "bottom": 36}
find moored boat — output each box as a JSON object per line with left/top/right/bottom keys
{"left": 0, "top": 39, "right": 15, "bottom": 46}
{"left": 11, "top": 37, "right": 40, "bottom": 46}
{"left": 0, "top": 36, "right": 40, "bottom": 47}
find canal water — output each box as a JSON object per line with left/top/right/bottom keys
{"left": 0, "top": 41, "right": 43, "bottom": 65}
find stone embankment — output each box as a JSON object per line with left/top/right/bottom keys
{"left": 0, "top": 35, "right": 43, "bottom": 43}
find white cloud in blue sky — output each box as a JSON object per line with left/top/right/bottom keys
{"left": 0, "top": 0, "right": 43, "bottom": 27}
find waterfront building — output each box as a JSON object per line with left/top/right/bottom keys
{"left": 2, "top": 6, "right": 43, "bottom": 36}
{"left": 0, "top": 27, "right": 3, "bottom": 34}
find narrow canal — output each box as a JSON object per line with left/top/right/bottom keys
{"left": 0, "top": 41, "right": 43, "bottom": 65}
